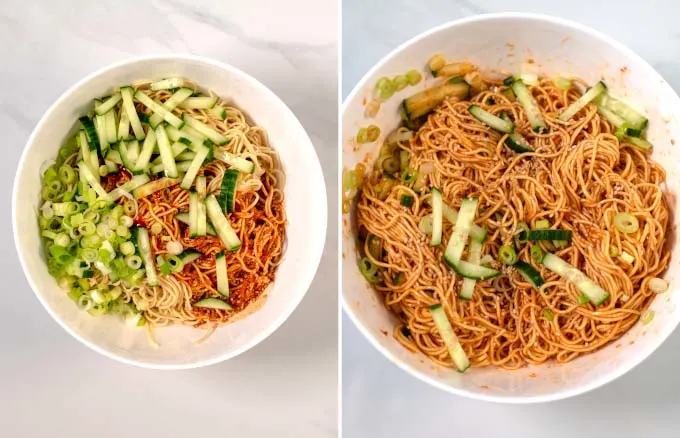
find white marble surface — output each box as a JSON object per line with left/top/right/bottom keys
{"left": 0, "top": 1, "right": 337, "bottom": 437}
{"left": 342, "top": 0, "right": 680, "bottom": 436}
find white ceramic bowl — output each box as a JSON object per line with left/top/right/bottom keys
{"left": 13, "top": 54, "right": 327, "bottom": 369}
{"left": 342, "top": 13, "right": 680, "bottom": 402}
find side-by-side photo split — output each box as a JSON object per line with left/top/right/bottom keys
{"left": 2, "top": 0, "right": 680, "bottom": 437}
{"left": 2, "top": 0, "right": 336, "bottom": 437}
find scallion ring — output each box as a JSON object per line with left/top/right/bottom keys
{"left": 613, "top": 212, "right": 639, "bottom": 234}
{"left": 405, "top": 69, "right": 422, "bottom": 85}
{"left": 499, "top": 245, "right": 518, "bottom": 265}
{"left": 125, "top": 255, "right": 143, "bottom": 270}
{"left": 359, "top": 257, "right": 382, "bottom": 284}
{"left": 366, "top": 125, "right": 381, "bottom": 142}
{"left": 530, "top": 245, "right": 544, "bottom": 264}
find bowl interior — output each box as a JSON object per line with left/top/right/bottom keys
{"left": 14, "top": 56, "right": 326, "bottom": 368}
{"left": 342, "top": 14, "right": 680, "bottom": 401}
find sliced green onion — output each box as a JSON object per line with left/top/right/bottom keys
{"left": 58, "top": 165, "right": 76, "bottom": 184}
{"left": 543, "top": 308, "right": 555, "bottom": 322}
{"left": 44, "top": 166, "right": 58, "bottom": 181}
{"left": 648, "top": 277, "right": 669, "bottom": 294}
{"left": 78, "top": 222, "right": 96, "bottom": 236}
{"left": 123, "top": 199, "right": 136, "bottom": 216}
{"left": 406, "top": 69, "right": 422, "bottom": 85}
{"left": 499, "top": 245, "right": 518, "bottom": 265}
{"left": 77, "top": 295, "right": 93, "bottom": 311}
{"left": 356, "top": 128, "right": 368, "bottom": 144}
{"left": 553, "top": 76, "right": 572, "bottom": 90}
{"left": 613, "top": 212, "right": 639, "bottom": 234}
{"left": 514, "top": 221, "right": 530, "bottom": 247}
{"left": 609, "top": 245, "right": 620, "bottom": 258}
{"left": 419, "top": 215, "right": 434, "bottom": 234}
{"left": 615, "top": 123, "right": 630, "bottom": 140}
{"left": 54, "top": 233, "right": 70, "bottom": 247}
{"left": 374, "top": 77, "right": 396, "bottom": 101}
{"left": 641, "top": 310, "right": 655, "bottom": 325}
{"left": 367, "top": 235, "right": 382, "bottom": 260}
{"left": 402, "top": 169, "right": 417, "bottom": 185}
{"left": 530, "top": 245, "right": 544, "bottom": 264}
{"left": 359, "top": 257, "right": 382, "bottom": 284}
{"left": 156, "top": 256, "right": 172, "bottom": 275}
{"left": 620, "top": 251, "right": 635, "bottom": 264}
{"left": 400, "top": 195, "right": 414, "bottom": 207}
{"left": 116, "top": 225, "right": 129, "bottom": 237}
{"left": 150, "top": 222, "right": 163, "bottom": 235}
{"left": 382, "top": 156, "right": 400, "bottom": 174}
{"left": 578, "top": 294, "right": 590, "bottom": 305}
{"left": 49, "top": 245, "right": 74, "bottom": 265}
{"left": 120, "top": 241, "right": 136, "bottom": 256}
{"left": 392, "top": 75, "right": 408, "bottom": 92}
{"left": 366, "top": 125, "right": 381, "bottom": 142}
{"left": 535, "top": 219, "right": 550, "bottom": 229}
{"left": 428, "top": 54, "right": 446, "bottom": 74}
{"left": 166, "top": 255, "right": 185, "bottom": 273}
{"left": 80, "top": 235, "right": 101, "bottom": 249}
{"left": 125, "top": 254, "right": 142, "bottom": 270}
{"left": 81, "top": 248, "right": 97, "bottom": 263}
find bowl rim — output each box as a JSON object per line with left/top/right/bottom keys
{"left": 13, "top": 53, "right": 327, "bottom": 370}
{"left": 341, "top": 12, "right": 680, "bottom": 403}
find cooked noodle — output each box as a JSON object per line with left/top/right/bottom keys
{"left": 110, "top": 82, "right": 286, "bottom": 329}
{"left": 356, "top": 75, "right": 670, "bottom": 369}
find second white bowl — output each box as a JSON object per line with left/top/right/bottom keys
{"left": 342, "top": 13, "right": 680, "bottom": 402}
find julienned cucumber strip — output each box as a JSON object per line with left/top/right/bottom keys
{"left": 134, "top": 128, "right": 157, "bottom": 174}
{"left": 77, "top": 160, "right": 108, "bottom": 199}
{"left": 558, "top": 81, "right": 606, "bottom": 121}
{"left": 217, "top": 169, "right": 239, "bottom": 213}
{"left": 179, "top": 96, "right": 218, "bottom": 109}
{"left": 189, "top": 191, "right": 199, "bottom": 238}
{"left": 205, "top": 195, "right": 241, "bottom": 251}
{"left": 155, "top": 124, "right": 178, "bottom": 178}
{"left": 542, "top": 253, "right": 609, "bottom": 305}
{"left": 468, "top": 105, "right": 514, "bottom": 133}
{"left": 597, "top": 93, "right": 648, "bottom": 130}
{"left": 424, "top": 198, "right": 487, "bottom": 242}
{"left": 500, "top": 113, "right": 534, "bottom": 153}
{"left": 429, "top": 304, "right": 470, "bottom": 372}
{"left": 430, "top": 188, "right": 443, "bottom": 246}
{"left": 444, "top": 198, "right": 478, "bottom": 266}
{"left": 120, "top": 87, "right": 145, "bottom": 140}
{"left": 148, "top": 88, "right": 193, "bottom": 128}
{"left": 213, "top": 149, "right": 255, "bottom": 174}
{"left": 176, "top": 212, "right": 216, "bottom": 236}
{"left": 180, "top": 145, "right": 210, "bottom": 190}
{"left": 514, "top": 261, "right": 544, "bottom": 289}
{"left": 134, "top": 90, "right": 185, "bottom": 128}
{"left": 95, "top": 93, "right": 122, "bottom": 116}
{"left": 182, "top": 114, "right": 228, "bottom": 145}
{"left": 448, "top": 260, "right": 500, "bottom": 280}
{"left": 150, "top": 77, "right": 185, "bottom": 91}
{"left": 524, "top": 229, "right": 572, "bottom": 241}
{"left": 215, "top": 251, "right": 229, "bottom": 297}
{"left": 193, "top": 297, "right": 233, "bottom": 310}
{"left": 511, "top": 80, "right": 546, "bottom": 132}
{"left": 134, "top": 227, "right": 159, "bottom": 287}
{"left": 459, "top": 240, "right": 483, "bottom": 299}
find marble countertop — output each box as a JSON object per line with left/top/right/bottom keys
{"left": 0, "top": 1, "right": 337, "bottom": 437}
{"left": 342, "top": 0, "right": 680, "bottom": 437}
